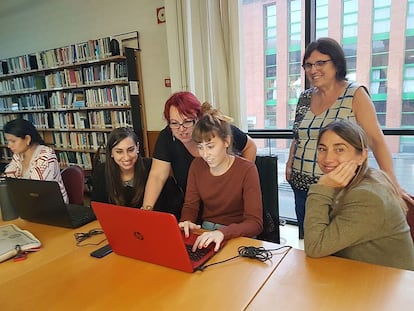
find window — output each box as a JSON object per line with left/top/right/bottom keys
{"left": 240, "top": 0, "right": 414, "bottom": 221}
{"left": 287, "top": 1, "right": 303, "bottom": 127}
{"left": 315, "top": 0, "right": 328, "bottom": 38}
{"left": 343, "top": 0, "right": 358, "bottom": 37}
{"left": 371, "top": 0, "right": 390, "bottom": 107}
{"left": 264, "top": 4, "right": 277, "bottom": 118}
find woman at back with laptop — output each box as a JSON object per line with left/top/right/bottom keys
{"left": 91, "top": 127, "right": 182, "bottom": 218}
{"left": 178, "top": 103, "right": 263, "bottom": 252}
{"left": 3, "top": 118, "right": 68, "bottom": 203}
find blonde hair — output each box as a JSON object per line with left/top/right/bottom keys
{"left": 192, "top": 102, "right": 233, "bottom": 152}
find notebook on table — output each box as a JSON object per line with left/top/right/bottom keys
{"left": 5, "top": 177, "right": 96, "bottom": 229}
{"left": 91, "top": 201, "right": 222, "bottom": 273}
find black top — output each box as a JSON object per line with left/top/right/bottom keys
{"left": 90, "top": 158, "right": 183, "bottom": 219}
{"left": 153, "top": 125, "right": 248, "bottom": 192}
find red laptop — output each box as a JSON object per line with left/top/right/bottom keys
{"left": 91, "top": 201, "right": 220, "bottom": 273}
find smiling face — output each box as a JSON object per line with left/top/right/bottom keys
{"left": 197, "top": 134, "right": 230, "bottom": 169}
{"left": 317, "top": 129, "right": 367, "bottom": 174}
{"left": 5, "top": 133, "right": 30, "bottom": 154}
{"left": 169, "top": 105, "right": 197, "bottom": 144}
{"left": 304, "top": 50, "right": 337, "bottom": 87}
{"left": 110, "top": 136, "right": 139, "bottom": 174}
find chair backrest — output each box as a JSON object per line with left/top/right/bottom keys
{"left": 407, "top": 197, "right": 414, "bottom": 243}
{"left": 255, "top": 155, "right": 280, "bottom": 244}
{"left": 61, "top": 165, "right": 85, "bottom": 205}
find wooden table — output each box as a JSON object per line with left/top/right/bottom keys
{"left": 0, "top": 218, "right": 104, "bottom": 283}
{"left": 0, "top": 219, "right": 290, "bottom": 310}
{"left": 246, "top": 248, "right": 414, "bottom": 311}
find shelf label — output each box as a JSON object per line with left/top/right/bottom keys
{"left": 129, "top": 81, "right": 139, "bottom": 95}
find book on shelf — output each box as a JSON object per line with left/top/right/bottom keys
{"left": 0, "top": 224, "right": 42, "bottom": 263}
{"left": 73, "top": 92, "right": 85, "bottom": 107}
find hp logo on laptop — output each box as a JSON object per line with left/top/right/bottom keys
{"left": 133, "top": 231, "right": 144, "bottom": 240}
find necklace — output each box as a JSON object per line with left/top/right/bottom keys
{"left": 123, "top": 179, "right": 134, "bottom": 187}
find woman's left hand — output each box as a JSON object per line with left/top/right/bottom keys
{"left": 193, "top": 230, "right": 224, "bottom": 252}
{"left": 399, "top": 188, "right": 414, "bottom": 209}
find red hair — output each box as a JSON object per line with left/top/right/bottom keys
{"left": 163, "top": 92, "right": 202, "bottom": 122}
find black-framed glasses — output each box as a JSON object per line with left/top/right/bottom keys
{"left": 302, "top": 59, "right": 332, "bottom": 71}
{"left": 169, "top": 119, "right": 196, "bottom": 129}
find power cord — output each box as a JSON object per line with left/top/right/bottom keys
{"left": 196, "top": 245, "right": 292, "bottom": 272}
{"left": 74, "top": 228, "right": 106, "bottom": 246}
{"left": 238, "top": 246, "right": 274, "bottom": 262}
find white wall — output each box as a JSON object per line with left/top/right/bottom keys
{"left": 0, "top": 0, "right": 171, "bottom": 130}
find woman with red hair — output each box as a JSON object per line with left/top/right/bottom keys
{"left": 142, "top": 91, "right": 256, "bottom": 216}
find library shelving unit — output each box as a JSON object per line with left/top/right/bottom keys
{"left": 0, "top": 33, "right": 148, "bottom": 171}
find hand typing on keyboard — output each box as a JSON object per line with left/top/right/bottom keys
{"left": 179, "top": 220, "right": 224, "bottom": 252}
{"left": 192, "top": 230, "right": 224, "bottom": 252}
{"left": 178, "top": 220, "right": 201, "bottom": 238}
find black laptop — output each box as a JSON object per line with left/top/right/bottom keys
{"left": 5, "top": 177, "right": 95, "bottom": 228}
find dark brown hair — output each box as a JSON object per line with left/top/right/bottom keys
{"left": 303, "top": 37, "right": 347, "bottom": 81}
{"left": 105, "top": 127, "right": 146, "bottom": 207}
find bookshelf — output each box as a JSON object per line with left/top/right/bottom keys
{"left": 0, "top": 33, "right": 148, "bottom": 170}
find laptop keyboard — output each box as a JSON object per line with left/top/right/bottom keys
{"left": 67, "top": 204, "right": 96, "bottom": 227}
{"left": 185, "top": 244, "right": 212, "bottom": 262}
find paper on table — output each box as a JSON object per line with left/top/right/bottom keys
{"left": 0, "top": 224, "right": 42, "bottom": 262}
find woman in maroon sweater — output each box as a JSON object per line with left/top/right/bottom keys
{"left": 179, "top": 103, "right": 263, "bottom": 252}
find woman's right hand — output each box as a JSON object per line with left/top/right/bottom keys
{"left": 178, "top": 220, "right": 201, "bottom": 238}
{"left": 318, "top": 161, "right": 358, "bottom": 188}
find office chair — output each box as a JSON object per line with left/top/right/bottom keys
{"left": 255, "top": 155, "right": 280, "bottom": 244}
{"left": 61, "top": 165, "right": 85, "bottom": 205}
{"left": 407, "top": 197, "right": 414, "bottom": 243}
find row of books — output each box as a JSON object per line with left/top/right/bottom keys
{"left": 53, "top": 131, "right": 109, "bottom": 150}
{"left": 50, "top": 110, "right": 132, "bottom": 129}
{"left": 0, "top": 54, "right": 37, "bottom": 75}
{"left": 0, "top": 94, "right": 47, "bottom": 111}
{"left": 0, "top": 113, "right": 48, "bottom": 129}
{"left": 0, "top": 75, "right": 44, "bottom": 94}
{"left": 58, "top": 151, "right": 93, "bottom": 170}
{"left": 0, "top": 37, "right": 114, "bottom": 75}
{"left": 0, "top": 85, "right": 130, "bottom": 111}
{"left": 44, "top": 69, "right": 82, "bottom": 89}
{"left": 82, "top": 62, "right": 128, "bottom": 85}
{"left": 85, "top": 85, "right": 130, "bottom": 107}
{"left": 0, "top": 62, "right": 128, "bottom": 95}
{"left": 0, "top": 109, "right": 132, "bottom": 131}
{"left": 38, "top": 37, "right": 113, "bottom": 69}
{"left": 50, "top": 91, "right": 85, "bottom": 109}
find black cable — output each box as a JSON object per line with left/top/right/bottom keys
{"left": 196, "top": 245, "right": 292, "bottom": 272}
{"left": 195, "top": 254, "right": 240, "bottom": 272}
{"left": 74, "top": 228, "right": 106, "bottom": 246}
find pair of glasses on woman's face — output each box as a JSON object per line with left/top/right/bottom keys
{"left": 169, "top": 119, "right": 196, "bottom": 129}
{"left": 302, "top": 59, "right": 332, "bottom": 71}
